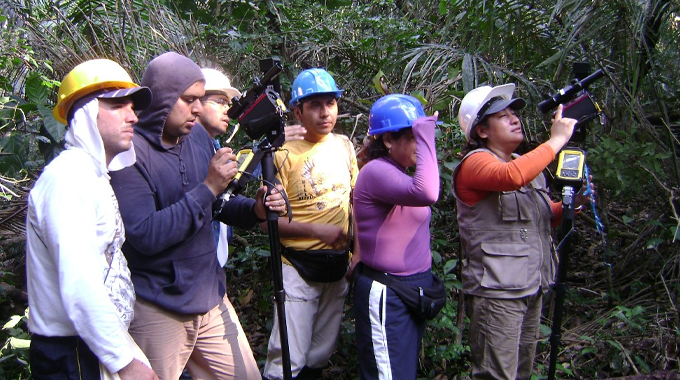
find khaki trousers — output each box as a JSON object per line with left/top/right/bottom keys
{"left": 130, "top": 294, "right": 261, "bottom": 380}
{"left": 465, "top": 292, "right": 543, "bottom": 380}
{"left": 263, "top": 264, "right": 348, "bottom": 380}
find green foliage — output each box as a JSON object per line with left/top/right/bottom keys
{"left": 0, "top": 16, "right": 64, "bottom": 176}
{"left": 0, "top": 310, "right": 31, "bottom": 380}
{"left": 610, "top": 305, "right": 649, "bottom": 334}
{"left": 587, "top": 125, "right": 671, "bottom": 197}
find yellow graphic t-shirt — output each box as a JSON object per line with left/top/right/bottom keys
{"left": 275, "top": 133, "right": 358, "bottom": 250}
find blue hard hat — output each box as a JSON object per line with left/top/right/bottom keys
{"left": 290, "top": 68, "right": 344, "bottom": 107}
{"left": 368, "top": 94, "right": 426, "bottom": 136}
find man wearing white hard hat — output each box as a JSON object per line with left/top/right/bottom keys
{"left": 452, "top": 83, "right": 590, "bottom": 380}
{"left": 199, "top": 68, "right": 242, "bottom": 139}
{"left": 199, "top": 68, "right": 242, "bottom": 268}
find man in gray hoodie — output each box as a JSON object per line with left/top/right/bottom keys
{"left": 109, "top": 52, "right": 284, "bottom": 380}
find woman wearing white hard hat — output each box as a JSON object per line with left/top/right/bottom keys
{"left": 452, "top": 83, "right": 587, "bottom": 380}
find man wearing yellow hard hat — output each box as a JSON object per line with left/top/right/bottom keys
{"left": 25, "top": 59, "right": 158, "bottom": 380}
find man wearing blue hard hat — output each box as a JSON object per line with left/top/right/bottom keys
{"left": 262, "top": 68, "right": 358, "bottom": 380}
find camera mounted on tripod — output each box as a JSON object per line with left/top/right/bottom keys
{"left": 212, "top": 58, "right": 289, "bottom": 218}
{"left": 538, "top": 63, "right": 604, "bottom": 144}
{"left": 228, "top": 58, "right": 288, "bottom": 146}
{"left": 540, "top": 63, "right": 605, "bottom": 191}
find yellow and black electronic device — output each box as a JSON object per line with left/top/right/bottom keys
{"left": 555, "top": 148, "right": 586, "bottom": 189}
{"left": 233, "top": 148, "right": 255, "bottom": 182}
{"left": 214, "top": 147, "right": 263, "bottom": 217}
{"left": 227, "top": 147, "right": 264, "bottom": 193}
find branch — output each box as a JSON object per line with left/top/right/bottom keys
{"left": 636, "top": 163, "right": 679, "bottom": 242}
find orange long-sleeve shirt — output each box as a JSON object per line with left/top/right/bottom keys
{"left": 455, "top": 143, "right": 564, "bottom": 225}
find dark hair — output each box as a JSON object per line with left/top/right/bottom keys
{"left": 295, "top": 93, "right": 340, "bottom": 114}
{"left": 461, "top": 118, "right": 490, "bottom": 156}
{"left": 357, "top": 128, "right": 410, "bottom": 169}
{"left": 66, "top": 90, "right": 108, "bottom": 125}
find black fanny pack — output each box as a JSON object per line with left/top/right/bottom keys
{"left": 357, "top": 263, "right": 447, "bottom": 320}
{"left": 282, "top": 246, "right": 349, "bottom": 283}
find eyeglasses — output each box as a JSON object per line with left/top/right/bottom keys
{"left": 202, "top": 98, "right": 231, "bottom": 108}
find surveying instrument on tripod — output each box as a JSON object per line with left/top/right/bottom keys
{"left": 540, "top": 63, "right": 606, "bottom": 380}
{"left": 214, "top": 57, "right": 296, "bottom": 380}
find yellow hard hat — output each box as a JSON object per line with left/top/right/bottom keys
{"left": 53, "top": 59, "right": 149, "bottom": 124}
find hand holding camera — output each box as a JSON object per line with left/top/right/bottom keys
{"left": 205, "top": 147, "right": 238, "bottom": 196}
{"left": 539, "top": 67, "right": 605, "bottom": 144}
{"left": 546, "top": 104, "right": 578, "bottom": 154}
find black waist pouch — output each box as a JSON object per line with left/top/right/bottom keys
{"left": 283, "top": 247, "right": 349, "bottom": 283}
{"left": 357, "top": 263, "right": 447, "bottom": 320}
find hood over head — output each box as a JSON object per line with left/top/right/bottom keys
{"left": 65, "top": 98, "right": 136, "bottom": 177}
{"left": 135, "top": 52, "right": 205, "bottom": 149}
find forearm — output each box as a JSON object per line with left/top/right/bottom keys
{"left": 122, "top": 185, "right": 215, "bottom": 254}
{"left": 463, "top": 144, "right": 556, "bottom": 192}
{"left": 111, "top": 167, "right": 216, "bottom": 255}
{"left": 410, "top": 116, "right": 440, "bottom": 203}
{"left": 270, "top": 218, "right": 318, "bottom": 239}
{"left": 62, "top": 276, "right": 134, "bottom": 372}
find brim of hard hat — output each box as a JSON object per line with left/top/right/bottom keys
{"left": 369, "top": 119, "right": 444, "bottom": 136}
{"left": 64, "top": 86, "right": 152, "bottom": 125}
{"left": 479, "top": 97, "right": 526, "bottom": 120}
{"left": 205, "top": 87, "right": 242, "bottom": 100}
{"left": 54, "top": 80, "right": 148, "bottom": 125}
{"left": 290, "top": 90, "right": 344, "bottom": 107}
{"left": 98, "top": 86, "right": 153, "bottom": 111}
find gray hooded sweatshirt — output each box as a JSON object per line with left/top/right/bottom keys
{"left": 110, "top": 52, "right": 259, "bottom": 314}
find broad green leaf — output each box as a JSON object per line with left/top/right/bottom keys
{"left": 2, "top": 315, "right": 23, "bottom": 330}
{"left": 9, "top": 337, "right": 30, "bottom": 350}
{"left": 39, "top": 104, "right": 66, "bottom": 144}
{"left": 25, "top": 71, "right": 49, "bottom": 104}
{"left": 645, "top": 238, "right": 664, "bottom": 249}
{"left": 443, "top": 259, "right": 458, "bottom": 275}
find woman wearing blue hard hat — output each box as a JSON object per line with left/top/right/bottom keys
{"left": 352, "top": 94, "right": 443, "bottom": 379}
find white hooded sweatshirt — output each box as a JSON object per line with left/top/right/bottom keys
{"left": 26, "top": 99, "right": 138, "bottom": 373}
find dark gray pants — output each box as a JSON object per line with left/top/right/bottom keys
{"left": 30, "top": 334, "right": 100, "bottom": 380}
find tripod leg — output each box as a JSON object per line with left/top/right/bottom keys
{"left": 548, "top": 213, "right": 575, "bottom": 380}
{"left": 261, "top": 144, "right": 293, "bottom": 380}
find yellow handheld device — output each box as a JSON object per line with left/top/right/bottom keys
{"left": 234, "top": 148, "right": 255, "bottom": 182}
{"left": 214, "top": 147, "right": 262, "bottom": 217}
{"left": 555, "top": 148, "right": 586, "bottom": 189}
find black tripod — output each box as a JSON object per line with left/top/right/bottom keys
{"left": 217, "top": 56, "right": 293, "bottom": 379}
{"left": 548, "top": 185, "right": 578, "bottom": 380}
{"left": 258, "top": 137, "right": 293, "bottom": 380}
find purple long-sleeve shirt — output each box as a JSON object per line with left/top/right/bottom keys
{"left": 354, "top": 116, "right": 439, "bottom": 276}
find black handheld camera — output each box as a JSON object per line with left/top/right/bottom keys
{"left": 228, "top": 58, "right": 288, "bottom": 145}
{"left": 213, "top": 58, "right": 289, "bottom": 217}
{"left": 539, "top": 67, "right": 604, "bottom": 143}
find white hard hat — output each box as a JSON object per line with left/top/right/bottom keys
{"left": 458, "top": 83, "right": 526, "bottom": 142}
{"left": 201, "top": 68, "right": 241, "bottom": 99}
